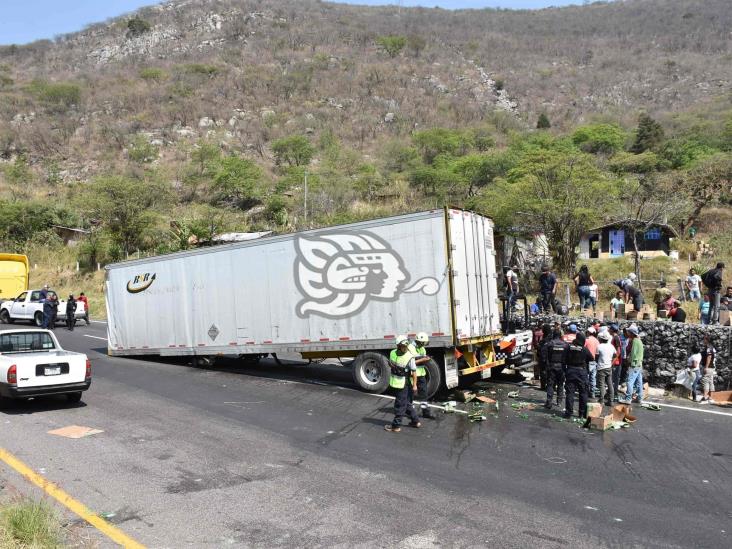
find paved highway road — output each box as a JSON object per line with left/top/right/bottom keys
{"left": 1, "top": 321, "right": 730, "bottom": 548}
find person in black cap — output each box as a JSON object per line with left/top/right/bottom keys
{"left": 65, "top": 294, "right": 77, "bottom": 331}
{"left": 544, "top": 328, "right": 568, "bottom": 409}
{"left": 564, "top": 332, "right": 593, "bottom": 419}
{"left": 538, "top": 265, "right": 557, "bottom": 314}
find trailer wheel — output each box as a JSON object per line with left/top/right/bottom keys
{"left": 352, "top": 352, "right": 390, "bottom": 394}
{"left": 423, "top": 358, "right": 442, "bottom": 399}
{"left": 193, "top": 356, "right": 215, "bottom": 368}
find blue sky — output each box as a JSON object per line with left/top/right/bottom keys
{"left": 0, "top": 0, "right": 587, "bottom": 45}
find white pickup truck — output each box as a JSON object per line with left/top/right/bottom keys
{"left": 0, "top": 289, "right": 86, "bottom": 327}
{"left": 0, "top": 329, "right": 91, "bottom": 404}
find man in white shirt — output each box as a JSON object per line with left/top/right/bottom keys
{"left": 685, "top": 268, "right": 702, "bottom": 301}
{"left": 505, "top": 265, "right": 519, "bottom": 308}
{"left": 596, "top": 332, "right": 616, "bottom": 405}
{"left": 687, "top": 344, "right": 702, "bottom": 402}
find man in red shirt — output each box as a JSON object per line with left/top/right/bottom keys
{"left": 584, "top": 327, "right": 600, "bottom": 397}
{"left": 77, "top": 292, "right": 90, "bottom": 325}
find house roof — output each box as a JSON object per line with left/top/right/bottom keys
{"left": 587, "top": 221, "right": 679, "bottom": 238}
{"left": 51, "top": 225, "right": 90, "bottom": 235}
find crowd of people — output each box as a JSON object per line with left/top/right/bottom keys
{"left": 534, "top": 320, "right": 719, "bottom": 418}
{"left": 524, "top": 261, "right": 728, "bottom": 326}
{"left": 39, "top": 284, "right": 90, "bottom": 331}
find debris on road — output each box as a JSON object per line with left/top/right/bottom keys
{"left": 48, "top": 425, "right": 104, "bottom": 439}
{"left": 454, "top": 390, "right": 476, "bottom": 403}
{"left": 442, "top": 401, "right": 457, "bottom": 413}
{"left": 507, "top": 391, "right": 520, "bottom": 399}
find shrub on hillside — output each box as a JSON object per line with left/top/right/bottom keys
{"left": 376, "top": 35, "right": 406, "bottom": 58}
{"left": 127, "top": 17, "right": 151, "bottom": 37}
{"left": 27, "top": 80, "right": 81, "bottom": 112}
{"left": 571, "top": 123, "right": 626, "bottom": 154}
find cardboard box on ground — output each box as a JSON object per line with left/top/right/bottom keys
{"left": 590, "top": 404, "right": 635, "bottom": 431}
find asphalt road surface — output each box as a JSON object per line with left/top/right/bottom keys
{"left": 1, "top": 321, "right": 730, "bottom": 548}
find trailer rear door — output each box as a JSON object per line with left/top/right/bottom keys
{"left": 448, "top": 210, "right": 500, "bottom": 340}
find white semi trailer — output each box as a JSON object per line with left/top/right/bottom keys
{"left": 105, "top": 208, "right": 532, "bottom": 397}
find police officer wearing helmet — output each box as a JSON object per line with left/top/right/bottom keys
{"left": 564, "top": 332, "right": 593, "bottom": 419}
{"left": 410, "top": 332, "right": 435, "bottom": 419}
{"left": 385, "top": 335, "right": 421, "bottom": 432}
{"left": 544, "top": 328, "right": 568, "bottom": 409}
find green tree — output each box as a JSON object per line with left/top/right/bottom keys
{"left": 412, "top": 128, "right": 473, "bottom": 164}
{"left": 409, "top": 163, "right": 467, "bottom": 200}
{"left": 353, "top": 163, "right": 388, "bottom": 201}
{"left": 476, "top": 149, "right": 615, "bottom": 274}
{"left": 127, "top": 17, "right": 151, "bottom": 37}
{"left": 536, "top": 113, "right": 551, "bottom": 129}
{"left": 212, "top": 156, "right": 262, "bottom": 209}
{"left": 572, "top": 123, "right": 626, "bottom": 154}
{"left": 0, "top": 200, "right": 76, "bottom": 247}
{"left": 376, "top": 35, "right": 407, "bottom": 58}
{"left": 271, "top": 135, "right": 315, "bottom": 167}
{"left": 127, "top": 135, "right": 159, "bottom": 164}
{"left": 182, "top": 141, "right": 221, "bottom": 202}
{"left": 264, "top": 195, "right": 289, "bottom": 226}
{"left": 608, "top": 151, "right": 663, "bottom": 174}
{"left": 676, "top": 153, "right": 732, "bottom": 233}
{"left": 76, "top": 176, "right": 169, "bottom": 255}
{"left": 630, "top": 113, "right": 664, "bottom": 153}
{"left": 658, "top": 137, "right": 715, "bottom": 169}
{"left": 1, "top": 155, "right": 33, "bottom": 200}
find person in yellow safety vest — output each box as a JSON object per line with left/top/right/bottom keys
{"left": 385, "top": 335, "right": 421, "bottom": 433}
{"left": 409, "top": 332, "right": 435, "bottom": 419}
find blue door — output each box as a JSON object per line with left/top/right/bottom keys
{"left": 609, "top": 229, "right": 625, "bottom": 257}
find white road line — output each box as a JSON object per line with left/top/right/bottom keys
{"left": 89, "top": 320, "right": 107, "bottom": 324}
{"left": 83, "top": 335, "right": 108, "bottom": 341}
{"left": 649, "top": 402, "right": 732, "bottom": 417}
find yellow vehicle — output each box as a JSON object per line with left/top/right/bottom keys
{"left": 0, "top": 254, "right": 30, "bottom": 302}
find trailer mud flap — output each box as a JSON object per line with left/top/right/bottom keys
{"left": 444, "top": 350, "right": 459, "bottom": 389}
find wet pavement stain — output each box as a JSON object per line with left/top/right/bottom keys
{"left": 522, "top": 530, "right": 568, "bottom": 544}
{"left": 106, "top": 505, "right": 154, "bottom": 527}
{"left": 165, "top": 467, "right": 263, "bottom": 494}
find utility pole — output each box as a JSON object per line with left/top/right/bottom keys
{"left": 303, "top": 171, "right": 308, "bottom": 227}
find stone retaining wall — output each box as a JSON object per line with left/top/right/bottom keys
{"left": 531, "top": 315, "right": 731, "bottom": 390}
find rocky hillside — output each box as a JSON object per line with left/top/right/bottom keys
{"left": 2, "top": 0, "right": 731, "bottom": 165}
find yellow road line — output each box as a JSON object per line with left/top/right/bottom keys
{"left": 0, "top": 447, "right": 145, "bottom": 548}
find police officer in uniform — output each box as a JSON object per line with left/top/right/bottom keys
{"left": 564, "top": 332, "right": 593, "bottom": 419}
{"left": 385, "top": 335, "right": 421, "bottom": 432}
{"left": 410, "top": 332, "right": 435, "bottom": 419}
{"left": 544, "top": 329, "right": 568, "bottom": 409}
{"left": 536, "top": 324, "right": 552, "bottom": 390}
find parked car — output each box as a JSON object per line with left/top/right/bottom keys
{"left": 0, "top": 329, "right": 91, "bottom": 405}
{"left": 0, "top": 289, "right": 86, "bottom": 326}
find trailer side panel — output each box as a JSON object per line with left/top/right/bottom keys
{"left": 106, "top": 211, "right": 454, "bottom": 355}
